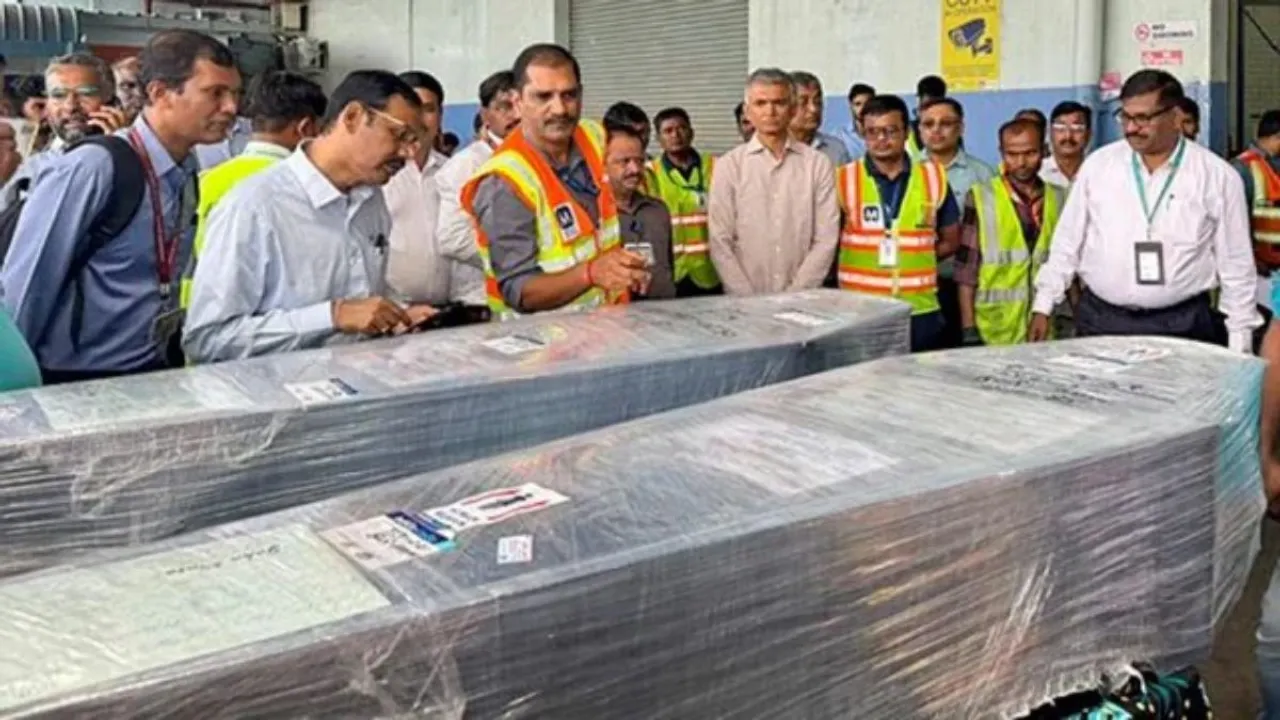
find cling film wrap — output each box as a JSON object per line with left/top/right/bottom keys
{"left": 0, "top": 336, "right": 1262, "bottom": 719}
{"left": 0, "top": 290, "right": 911, "bottom": 578}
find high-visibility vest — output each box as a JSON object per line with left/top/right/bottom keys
{"left": 1236, "top": 148, "right": 1280, "bottom": 268}
{"left": 460, "top": 120, "right": 624, "bottom": 321}
{"left": 835, "top": 159, "right": 947, "bottom": 316}
{"left": 971, "top": 178, "right": 1064, "bottom": 345}
{"left": 180, "top": 151, "right": 285, "bottom": 309}
{"left": 645, "top": 153, "right": 719, "bottom": 289}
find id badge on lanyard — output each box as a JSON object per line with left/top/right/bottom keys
{"left": 128, "top": 128, "right": 188, "bottom": 349}
{"left": 1131, "top": 139, "right": 1186, "bottom": 287}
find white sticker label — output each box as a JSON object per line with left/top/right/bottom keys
{"left": 283, "top": 378, "right": 358, "bottom": 406}
{"left": 320, "top": 512, "right": 453, "bottom": 571}
{"left": 426, "top": 483, "right": 569, "bottom": 531}
{"left": 497, "top": 535, "right": 534, "bottom": 565}
{"left": 481, "top": 335, "right": 545, "bottom": 356}
{"left": 773, "top": 310, "right": 833, "bottom": 328}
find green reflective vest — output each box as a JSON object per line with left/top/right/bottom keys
{"left": 646, "top": 153, "right": 719, "bottom": 289}
{"left": 181, "top": 146, "right": 289, "bottom": 310}
{"left": 971, "top": 178, "right": 1064, "bottom": 345}
{"left": 0, "top": 308, "right": 40, "bottom": 391}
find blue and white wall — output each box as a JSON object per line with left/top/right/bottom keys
{"left": 310, "top": 0, "right": 1232, "bottom": 159}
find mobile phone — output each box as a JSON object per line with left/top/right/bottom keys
{"left": 624, "top": 242, "right": 655, "bottom": 267}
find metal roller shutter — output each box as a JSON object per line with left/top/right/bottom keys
{"left": 570, "top": 0, "right": 748, "bottom": 153}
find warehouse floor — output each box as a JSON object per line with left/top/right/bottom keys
{"left": 1204, "top": 517, "right": 1278, "bottom": 718}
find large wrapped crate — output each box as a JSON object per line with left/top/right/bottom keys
{"left": 0, "top": 337, "right": 1262, "bottom": 719}
{"left": 0, "top": 290, "right": 910, "bottom": 577}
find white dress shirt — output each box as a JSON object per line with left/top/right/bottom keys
{"left": 383, "top": 149, "right": 451, "bottom": 305}
{"left": 182, "top": 146, "right": 393, "bottom": 364}
{"left": 1033, "top": 138, "right": 1260, "bottom": 352}
{"left": 434, "top": 136, "right": 500, "bottom": 305}
{"left": 1039, "top": 155, "right": 1079, "bottom": 191}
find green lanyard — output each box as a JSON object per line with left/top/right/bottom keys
{"left": 1130, "top": 138, "right": 1187, "bottom": 234}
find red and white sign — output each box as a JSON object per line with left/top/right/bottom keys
{"left": 1134, "top": 23, "right": 1152, "bottom": 42}
{"left": 1134, "top": 20, "right": 1197, "bottom": 44}
{"left": 1141, "top": 49, "right": 1184, "bottom": 67}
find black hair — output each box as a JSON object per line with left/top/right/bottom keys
{"left": 1119, "top": 69, "right": 1184, "bottom": 106}
{"left": 604, "top": 101, "right": 648, "bottom": 129}
{"left": 321, "top": 69, "right": 421, "bottom": 129}
{"left": 999, "top": 118, "right": 1045, "bottom": 148}
{"left": 472, "top": 110, "right": 483, "bottom": 134}
{"left": 441, "top": 131, "right": 460, "bottom": 148}
{"left": 916, "top": 75, "right": 946, "bottom": 100}
{"left": 512, "top": 43, "right": 580, "bottom": 89}
{"left": 1177, "top": 96, "right": 1200, "bottom": 123}
{"left": 847, "top": 82, "right": 875, "bottom": 103}
{"left": 1014, "top": 108, "right": 1047, "bottom": 131}
{"left": 397, "top": 70, "right": 444, "bottom": 106}
{"left": 1259, "top": 109, "right": 1280, "bottom": 140}
{"left": 861, "top": 94, "right": 910, "bottom": 127}
{"left": 734, "top": 101, "right": 744, "bottom": 122}
{"left": 605, "top": 118, "right": 644, "bottom": 145}
{"left": 244, "top": 70, "right": 327, "bottom": 133}
{"left": 138, "top": 30, "right": 236, "bottom": 105}
{"left": 919, "top": 96, "right": 964, "bottom": 119}
{"left": 478, "top": 70, "right": 515, "bottom": 107}
{"left": 653, "top": 106, "right": 690, "bottom": 132}
{"left": 1050, "top": 100, "right": 1092, "bottom": 129}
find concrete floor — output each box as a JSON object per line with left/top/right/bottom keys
{"left": 1203, "top": 518, "right": 1279, "bottom": 719}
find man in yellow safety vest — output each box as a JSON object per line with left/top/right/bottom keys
{"left": 460, "top": 44, "right": 650, "bottom": 320}
{"left": 834, "top": 94, "right": 961, "bottom": 352}
{"left": 956, "top": 117, "right": 1065, "bottom": 346}
{"left": 1231, "top": 109, "right": 1280, "bottom": 349}
{"left": 180, "top": 70, "right": 325, "bottom": 309}
{"left": 646, "top": 106, "right": 720, "bottom": 296}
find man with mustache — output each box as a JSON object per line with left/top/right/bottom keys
{"left": 955, "top": 118, "right": 1064, "bottom": 346}
{"left": 462, "top": 43, "right": 649, "bottom": 319}
{"left": 436, "top": 70, "right": 521, "bottom": 308}
{"left": 1041, "top": 101, "right": 1091, "bottom": 190}
{"left": 1, "top": 31, "right": 240, "bottom": 382}
{"left": 112, "top": 56, "right": 145, "bottom": 122}
{"left": 606, "top": 119, "right": 675, "bottom": 300}
{"left": 1029, "top": 70, "right": 1258, "bottom": 351}
{"left": 183, "top": 70, "right": 437, "bottom": 363}
{"left": 0, "top": 53, "right": 127, "bottom": 212}
{"left": 789, "top": 72, "right": 850, "bottom": 169}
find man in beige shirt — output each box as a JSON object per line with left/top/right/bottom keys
{"left": 708, "top": 68, "right": 840, "bottom": 295}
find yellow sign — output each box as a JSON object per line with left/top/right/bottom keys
{"left": 940, "top": 0, "right": 1001, "bottom": 91}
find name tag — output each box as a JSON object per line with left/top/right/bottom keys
{"left": 878, "top": 233, "right": 897, "bottom": 268}
{"left": 1134, "top": 242, "right": 1165, "bottom": 285}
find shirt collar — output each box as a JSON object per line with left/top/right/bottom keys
{"left": 661, "top": 149, "right": 702, "bottom": 173}
{"left": 864, "top": 155, "right": 912, "bottom": 181}
{"left": 129, "top": 115, "right": 187, "bottom": 179}
{"left": 242, "top": 140, "right": 292, "bottom": 160}
{"left": 746, "top": 134, "right": 799, "bottom": 155}
{"left": 286, "top": 143, "right": 374, "bottom": 210}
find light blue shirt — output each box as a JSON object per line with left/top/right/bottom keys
{"left": 1, "top": 117, "right": 198, "bottom": 372}
{"left": 810, "top": 131, "right": 852, "bottom": 169}
{"left": 182, "top": 146, "right": 393, "bottom": 364}
{"left": 832, "top": 125, "right": 866, "bottom": 161}
{"left": 0, "top": 139, "right": 65, "bottom": 212}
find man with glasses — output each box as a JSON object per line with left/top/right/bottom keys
{"left": 832, "top": 94, "right": 961, "bottom": 352}
{"left": 0, "top": 53, "right": 127, "bottom": 211}
{"left": 1029, "top": 70, "right": 1257, "bottom": 350}
{"left": 1042, "top": 101, "right": 1092, "bottom": 190}
{"left": 183, "top": 70, "right": 438, "bottom": 363}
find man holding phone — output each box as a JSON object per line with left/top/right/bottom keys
{"left": 605, "top": 119, "right": 675, "bottom": 300}
{"left": 0, "top": 53, "right": 126, "bottom": 211}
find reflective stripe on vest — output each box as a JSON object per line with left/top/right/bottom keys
{"left": 460, "top": 120, "right": 623, "bottom": 321}
{"left": 646, "top": 154, "right": 719, "bottom": 288}
{"left": 1239, "top": 150, "right": 1280, "bottom": 245}
{"left": 972, "top": 178, "right": 1063, "bottom": 346}
{"left": 834, "top": 159, "right": 944, "bottom": 316}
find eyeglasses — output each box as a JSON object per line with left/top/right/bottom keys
{"left": 1114, "top": 105, "right": 1174, "bottom": 128}
{"left": 864, "top": 127, "right": 904, "bottom": 140}
{"left": 46, "top": 85, "right": 101, "bottom": 103}
{"left": 1051, "top": 122, "right": 1088, "bottom": 133}
{"left": 363, "top": 105, "right": 422, "bottom": 146}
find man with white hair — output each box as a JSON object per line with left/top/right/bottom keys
{"left": 707, "top": 67, "right": 839, "bottom": 295}
{"left": 0, "top": 52, "right": 127, "bottom": 211}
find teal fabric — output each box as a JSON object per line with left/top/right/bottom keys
{"left": 0, "top": 308, "right": 40, "bottom": 391}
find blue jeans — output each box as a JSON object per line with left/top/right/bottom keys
{"left": 909, "top": 311, "right": 946, "bottom": 353}
{"left": 1260, "top": 556, "right": 1280, "bottom": 718}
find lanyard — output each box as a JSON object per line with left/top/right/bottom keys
{"left": 1131, "top": 138, "right": 1186, "bottom": 232}
{"left": 127, "top": 128, "right": 182, "bottom": 299}
{"left": 881, "top": 176, "right": 907, "bottom": 228}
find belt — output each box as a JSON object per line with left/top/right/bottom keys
{"left": 1085, "top": 288, "right": 1210, "bottom": 317}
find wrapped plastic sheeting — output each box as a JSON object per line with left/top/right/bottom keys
{"left": 0, "top": 290, "right": 911, "bottom": 578}
{"left": 0, "top": 337, "right": 1262, "bottom": 720}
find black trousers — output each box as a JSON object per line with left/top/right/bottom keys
{"left": 936, "top": 276, "right": 962, "bottom": 348}
{"left": 675, "top": 278, "right": 722, "bottom": 298}
{"left": 1075, "top": 288, "right": 1221, "bottom": 346}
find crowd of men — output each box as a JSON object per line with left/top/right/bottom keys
{"left": 0, "top": 29, "right": 1277, "bottom": 388}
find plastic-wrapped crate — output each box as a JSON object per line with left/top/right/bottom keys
{"left": 0, "top": 290, "right": 910, "bottom": 578}
{"left": 0, "top": 337, "right": 1261, "bottom": 719}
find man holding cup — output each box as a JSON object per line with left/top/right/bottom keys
{"left": 604, "top": 117, "right": 675, "bottom": 300}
